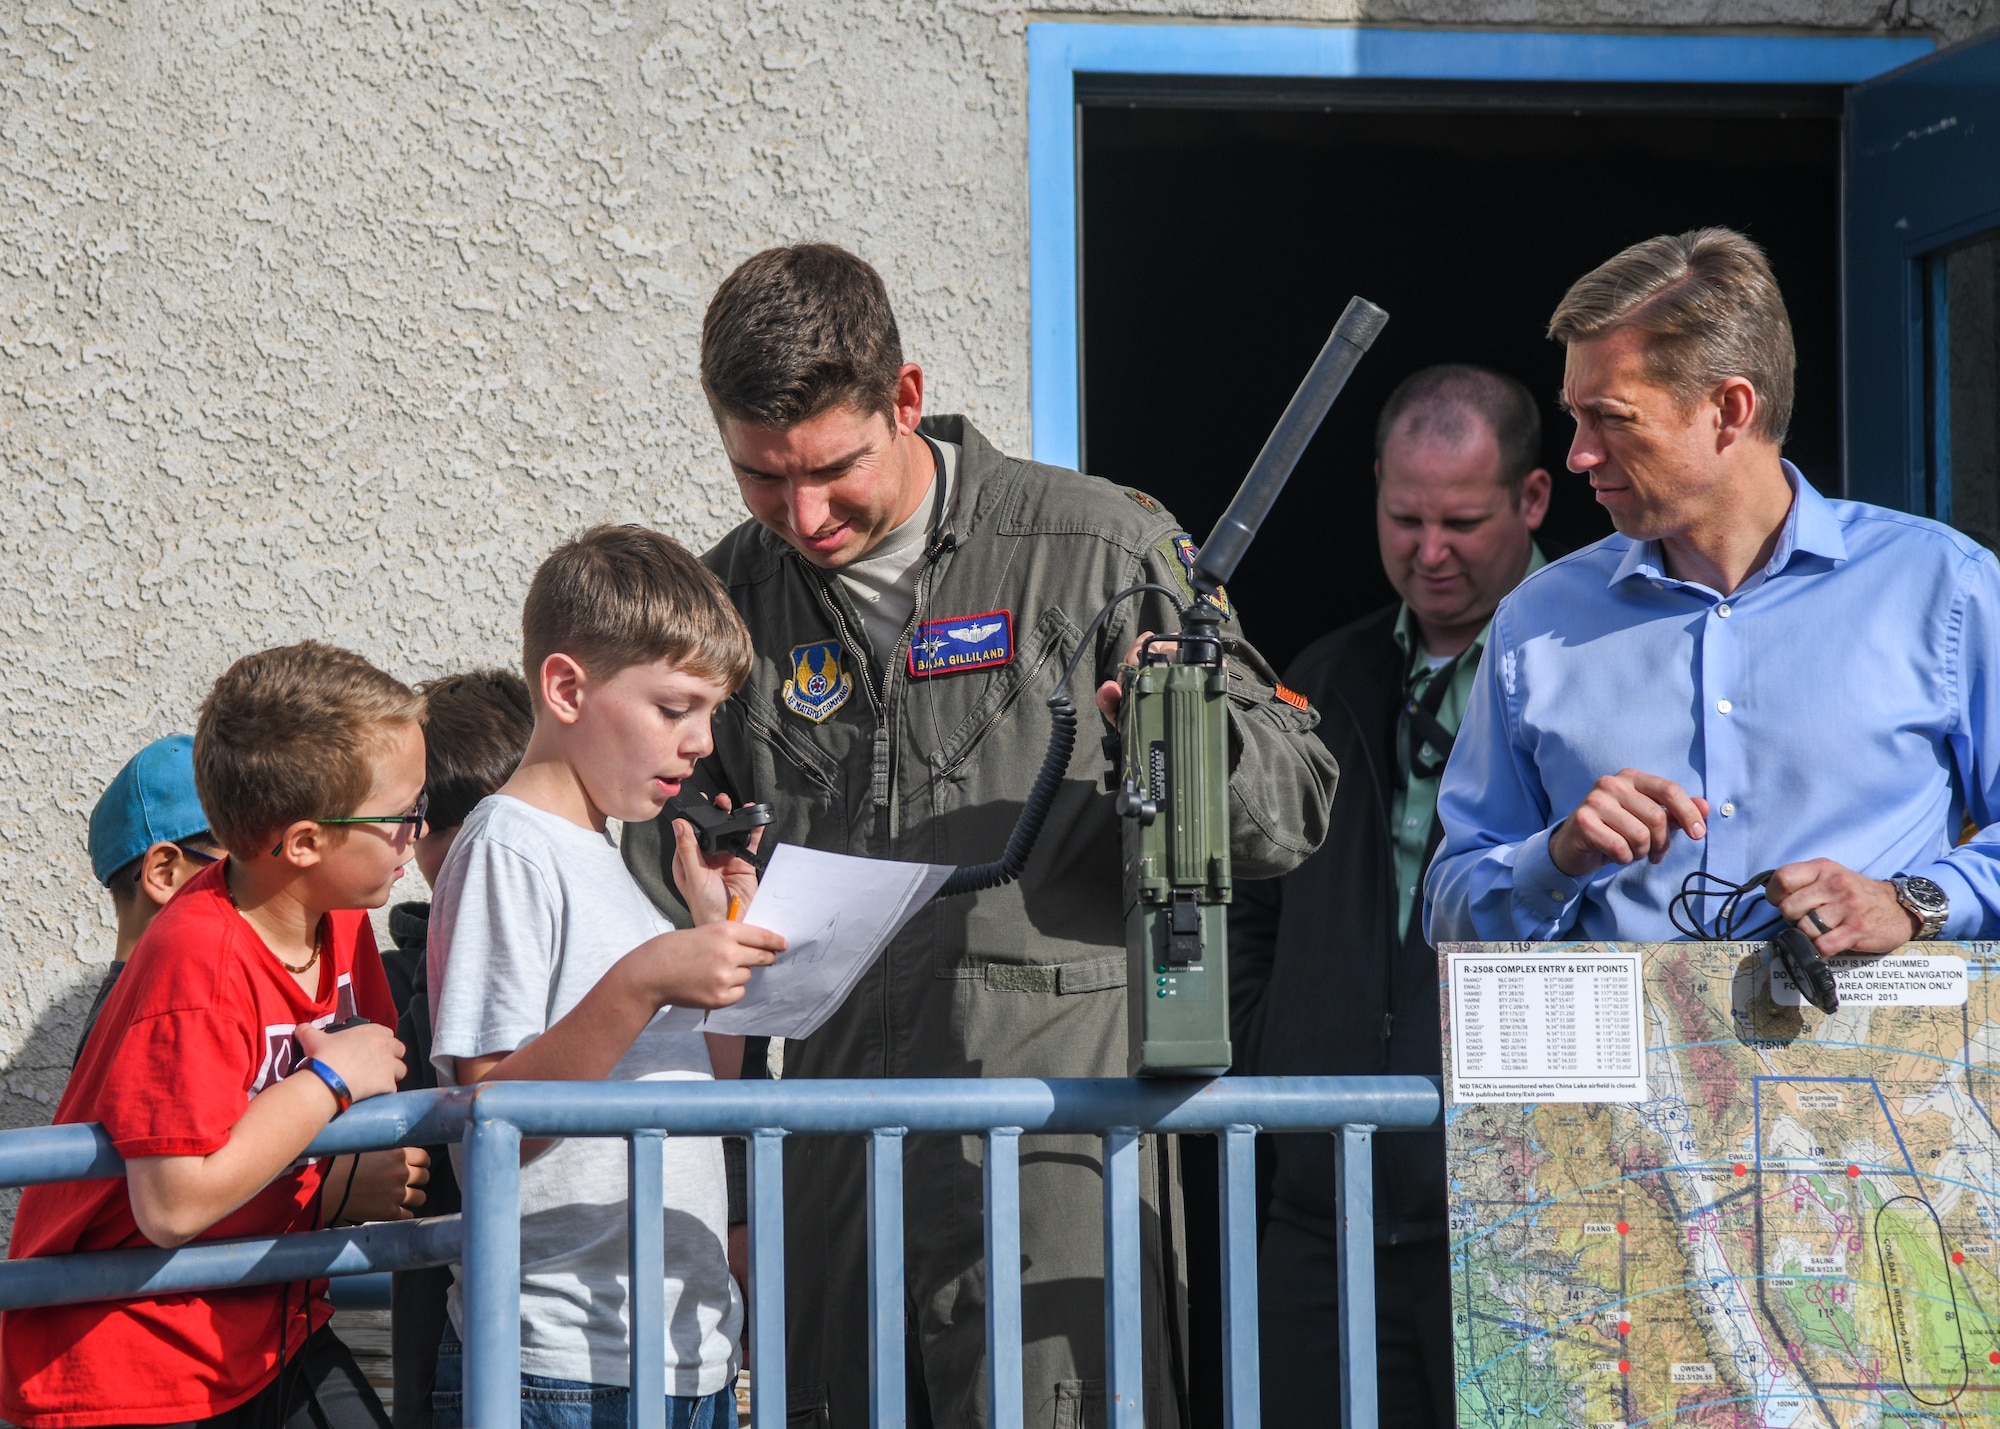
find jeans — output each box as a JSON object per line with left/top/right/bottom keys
{"left": 430, "top": 1329, "right": 734, "bottom": 1429}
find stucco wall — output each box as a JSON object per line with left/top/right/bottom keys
{"left": 0, "top": 0, "right": 1991, "bottom": 1205}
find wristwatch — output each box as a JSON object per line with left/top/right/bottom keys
{"left": 1891, "top": 875, "right": 1949, "bottom": 940}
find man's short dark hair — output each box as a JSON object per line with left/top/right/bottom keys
{"left": 1373, "top": 364, "right": 1543, "bottom": 499}
{"left": 417, "top": 670, "right": 534, "bottom": 831}
{"left": 701, "top": 243, "right": 903, "bottom": 428}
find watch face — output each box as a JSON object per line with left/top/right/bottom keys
{"left": 1901, "top": 876, "right": 1948, "bottom": 914}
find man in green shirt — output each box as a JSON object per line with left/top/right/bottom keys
{"left": 1230, "top": 364, "right": 1551, "bottom": 1428}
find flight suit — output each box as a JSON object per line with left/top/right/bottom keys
{"left": 625, "top": 415, "right": 1338, "bottom": 1428}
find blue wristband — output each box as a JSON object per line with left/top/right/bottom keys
{"left": 296, "top": 1056, "right": 353, "bottom": 1114}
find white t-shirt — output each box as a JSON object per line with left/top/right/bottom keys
{"left": 428, "top": 794, "right": 741, "bottom": 1393}
{"left": 839, "top": 439, "right": 958, "bottom": 665}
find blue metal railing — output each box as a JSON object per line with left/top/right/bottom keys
{"left": 0, "top": 1075, "right": 1438, "bottom": 1429}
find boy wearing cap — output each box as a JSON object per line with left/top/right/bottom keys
{"left": 77, "top": 734, "right": 223, "bottom": 1064}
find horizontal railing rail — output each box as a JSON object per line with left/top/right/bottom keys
{"left": 0, "top": 1075, "right": 1440, "bottom": 1429}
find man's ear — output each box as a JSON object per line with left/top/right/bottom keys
{"left": 1713, "top": 376, "right": 1760, "bottom": 452}
{"left": 1518, "top": 468, "right": 1553, "bottom": 530}
{"left": 892, "top": 363, "right": 925, "bottom": 438}
{"left": 539, "top": 652, "right": 589, "bottom": 726}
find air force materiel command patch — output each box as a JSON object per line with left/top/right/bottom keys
{"left": 783, "top": 640, "right": 853, "bottom": 722}
{"left": 909, "top": 609, "right": 1014, "bottom": 678}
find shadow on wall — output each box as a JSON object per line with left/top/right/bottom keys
{"left": 0, "top": 975, "right": 104, "bottom": 1238}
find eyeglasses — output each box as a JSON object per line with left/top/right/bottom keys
{"left": 271, "top": 790, "right": 428, "bottom": 856}
{"left": 176, "top": 844, "right": 221, "bottom": 866}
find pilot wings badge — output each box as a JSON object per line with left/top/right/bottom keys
{"left": 782, "top": 640, "right": 853, "bottom": 723}
{"left": 908, "top": 609, "right": 1014, "bottom": 678}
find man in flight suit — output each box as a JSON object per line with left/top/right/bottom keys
{"left": 624, "top": 244, "right": 1338, "bottom": 1428}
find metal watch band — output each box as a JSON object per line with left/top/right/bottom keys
{"left": 1893, "top": 876, "right": 1948, "bottom": 940}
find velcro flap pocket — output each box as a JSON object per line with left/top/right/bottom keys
{"left": 981, "top": 954, "right": 1126, "bottom": 995}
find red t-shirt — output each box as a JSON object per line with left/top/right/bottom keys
{"left": 0, "top": 861, "right": 396, "bottom": 1427}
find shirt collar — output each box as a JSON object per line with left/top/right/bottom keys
{"left": 1394, "top": 541, "right": 1549, "bottom": 667}
{"left": 1606, "top": 460, "right": 1845, "bottom": 591}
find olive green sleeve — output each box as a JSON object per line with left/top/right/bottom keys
{"left": 1100, "top": 534, "right": 1339, "bottom": 881}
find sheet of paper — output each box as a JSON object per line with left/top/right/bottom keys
{"left": 701, "top": 844, "right": 954, "bottom": 1038}
{"left": 1772, "top": 951, "right": 1967, "bottom": 1007}
{"left": 1446, "top": 949, "right": 1647, "bottom": 1103}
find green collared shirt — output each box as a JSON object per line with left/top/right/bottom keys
{"left": 1390, "top": 543, "right": 1547, "bottom": 938}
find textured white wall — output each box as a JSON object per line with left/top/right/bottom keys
{"left": 0, "top": 0, "right": 1989, "bottom": 1198}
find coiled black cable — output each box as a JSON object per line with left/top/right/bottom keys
{"left": 936, "top": 582, "right": 1184, "bottom": 898}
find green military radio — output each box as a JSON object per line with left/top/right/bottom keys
{"left": 1114, "top": 297, "right": 1389, "bottom": 1074}
{"left": 937, "top": 296, "right": 1388, "bottom": 1076}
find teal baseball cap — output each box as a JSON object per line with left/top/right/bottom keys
{"left": 88, "top": 735, "right": 211, "bottom": 885}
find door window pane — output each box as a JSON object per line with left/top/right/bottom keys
{"left": 1929, "top": 231, "right": 2000, "bottom": 536}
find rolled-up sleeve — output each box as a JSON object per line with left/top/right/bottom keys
{"left": 1423, "top": 613, "right": 1585, "bottom": 942}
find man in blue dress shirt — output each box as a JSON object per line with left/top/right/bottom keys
{"left": 1426, "top": 227, "right": 2000, "bottom": 951}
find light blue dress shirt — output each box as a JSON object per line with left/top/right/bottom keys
{"left": 1424, "top": 464, "right": 2000, "bottom": 943}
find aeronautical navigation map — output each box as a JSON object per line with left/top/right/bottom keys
{"left": 1442, "top": 941, "right": 2000, "bottom": 1429}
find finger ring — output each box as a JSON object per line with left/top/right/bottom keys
{"left": 1807, "top": 909, "right": 1831, "bottom": 936}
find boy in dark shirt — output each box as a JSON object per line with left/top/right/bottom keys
{"left": 383, "top": 669, "right": 534, "bottom": 1429}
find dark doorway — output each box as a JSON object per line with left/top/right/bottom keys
{"left": 1080, "top": 81, "right": 1843, "bottom": 673}
{"left": 1079, "top": 82, "right": 1843, "bottom": 1428}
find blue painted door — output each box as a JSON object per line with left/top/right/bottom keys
{"left": 1846, "top": 34, "right": 2000, "bottom": 520}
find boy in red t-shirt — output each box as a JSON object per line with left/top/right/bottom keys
{"left": 2, "top": 642, "right": 434, "bottom": 1429}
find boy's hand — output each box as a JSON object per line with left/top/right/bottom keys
{"left": 296, "top": 1020, "right": 406, "bottom": 1104}
{"left": 671, "top": 793, "right": 764, "bottom": 925}
{"left": 331, "top": 1147, "right": 431, "bottom": 1224}
{"left": 632, "top": 921, "right": 785, "bottom": 1010}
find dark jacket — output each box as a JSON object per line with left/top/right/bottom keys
{"left": 1229, "top": 602, "right": 1446, "bottom": 1246}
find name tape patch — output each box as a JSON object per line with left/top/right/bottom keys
{"left": 909, "top": 609, "right": 1014, "bottom": 678}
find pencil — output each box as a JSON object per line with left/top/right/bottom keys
{"left": 727, "top": 895, "right": 743, "bottom": 922}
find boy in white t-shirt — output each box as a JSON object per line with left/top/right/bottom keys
{"left": 427, "top": 525, "right": 785, "bottom": 1428}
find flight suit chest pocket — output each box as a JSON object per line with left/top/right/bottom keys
{"left": 927, "top": 605, "right": 1078, "bottom": 779}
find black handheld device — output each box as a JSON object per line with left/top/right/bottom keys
{"left": 665, "top": 792, "right": 775, "bottom": 873}
{"left": 292, "top": 1015, "right": 371, "bottom": 1063}
{"left": 1670, "top": 868, "right": 1840, "bottom": 1014}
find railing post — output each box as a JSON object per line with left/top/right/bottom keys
{"left": 464, "top": 1112, "right": 523, "bottom": 1429}
{"left": 1102, "top": 1126, "right": 1143, "bottom": 1429}
{"left": 1217, "top": 1125, "right": 1260, "bottom": 1429}
{"left": 868, "top": 1128, "right": 907, "bottom": 1429}
{"left": 628, "top": 1130, "right": 666, "bottom": 1429}
{"left": 984, "top": 1127, "right": 1024, "bottom": 1429}
{"left": 748, "top": 1128, "right": 788, "bottom": 1429}
{"left": 1336, "top": 1123, "right": 1377, "bottom": 1429}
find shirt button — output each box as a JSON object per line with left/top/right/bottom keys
{"left": 1717, "top": 699, "right": 1733, "bottom": 714}
{"left": 1721, "top": 802, "right": 1737, "bottom": 817}
{"left": 1406, "top": 818, "right": 1419, "bottom": 828}
{"left": 1551, "top": 889, "right": 1564, "bottom": 902}
{"left": 1716, "top": 603, "right": 1732, "bottom": 618}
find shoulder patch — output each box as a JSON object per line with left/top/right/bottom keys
{"left": 782, "top": 641, "right": 853, "bottom": 723}
{"left": 1275, "top": 684, "right": 1310, "bottom": 711}
{"left": 1124, "top": 488, "right": 1160, "bottom": 512}
{"left": 1167, "top": 533, "right": 1232, "bottom": 618}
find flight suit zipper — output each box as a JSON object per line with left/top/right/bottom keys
{"left": 814, "top": 554, "right": 941, "bottom": 843}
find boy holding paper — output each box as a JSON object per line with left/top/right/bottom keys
{"left": 425, "top": 524, "right": 784, "bottom": 1427}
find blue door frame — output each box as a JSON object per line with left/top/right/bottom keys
{"left": 1027, "top": 23, "right": 1936, "bottom": 474}
{"left": 1845, "top": 34, "right": 2000, "bottom": 513}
